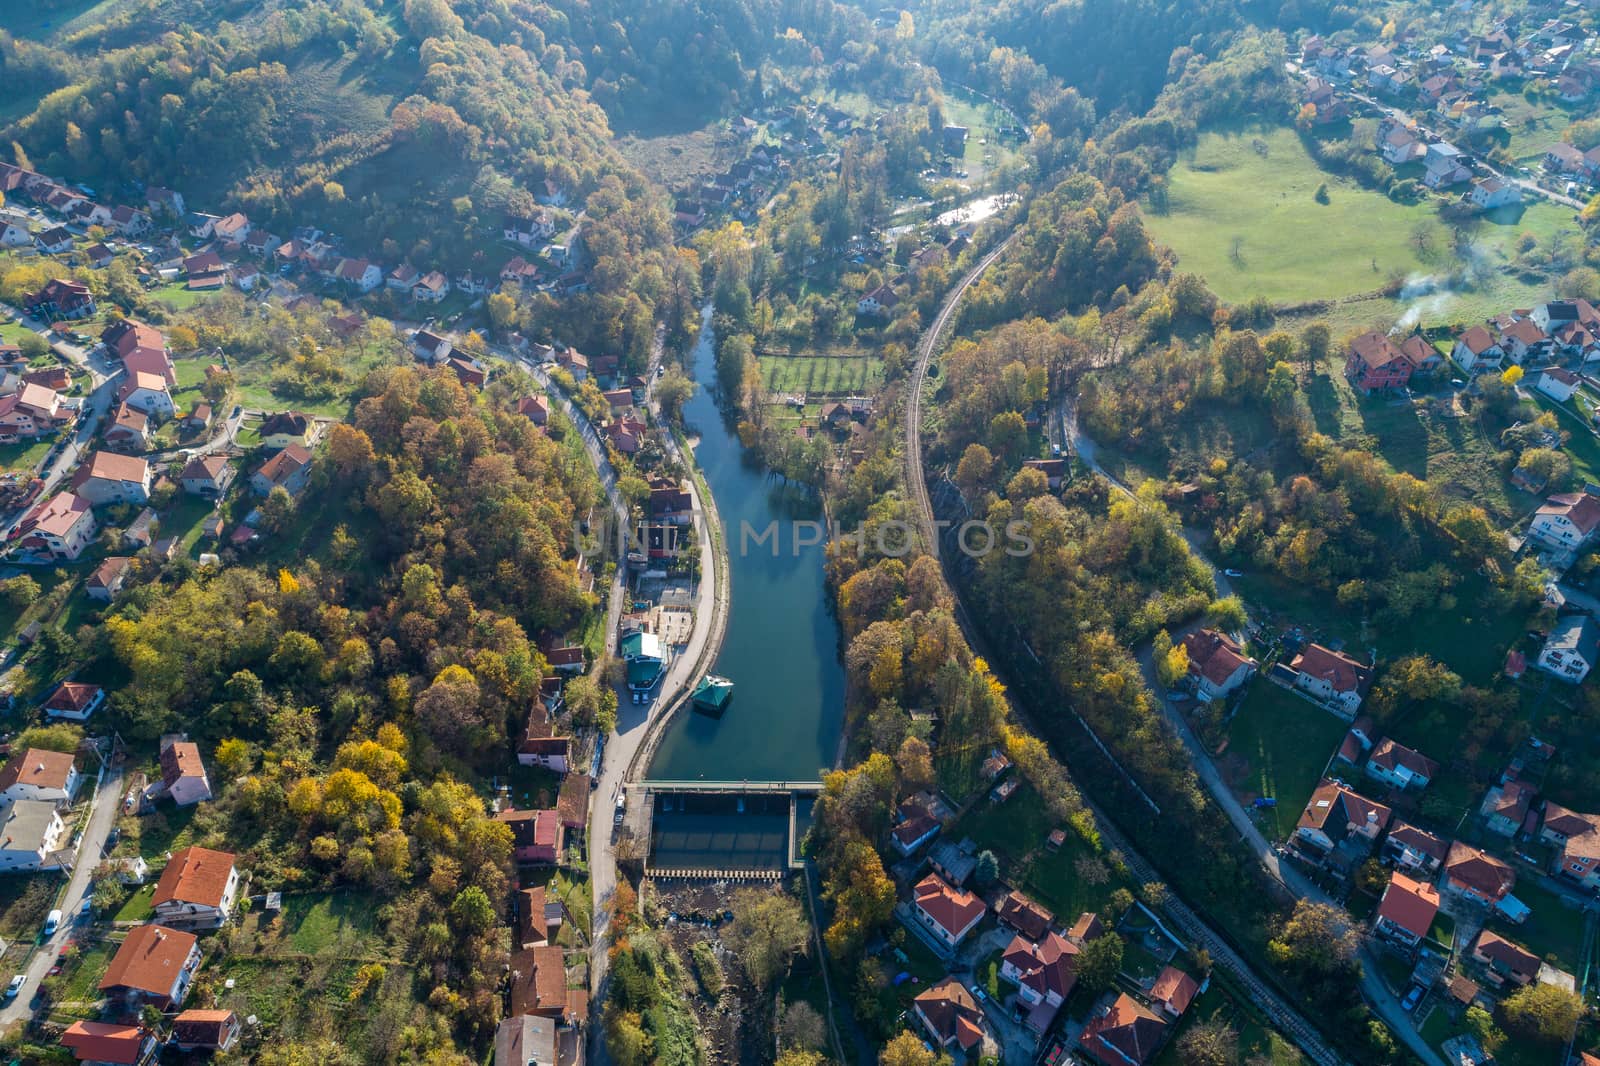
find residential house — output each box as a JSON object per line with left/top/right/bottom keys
{"left": 413, "top": 271, "right": 450, "bottom": 302}
{"left": 103, "top": 404, "right": 150, "bottom": 452}
{"left": 35, "top": 227, "right": 73, "bottom": 254}
{"left": 1295, "top": 779, "right": 1392, "bottom": 852}
{"left": 0, "top": 800, "right": 65, "bottom": 871}
{"left": 182, "top": 403, "right": 212, "bottom": 432}
{"left": 1499, "top": 318, "right": 1551, "bottom": 364}
{"left": 1149, "top": 967, "right": 1200, "bottom": 1020}
{"left": 25, "top": 278, "right": 94, "bottom": 319}
{"left": 110, "top": 205, "right": 151, "bottom": 237}
{"left": 1080, "top": 993, "right": 1168, "bottom": 1066}
{"left": 1536, "top": 615, "right": 1600, "bottom": 682}
{"left": 494, "top": 807, "right": 563, "bottom": 864}
{"left": 388, "top": 264, "right": 420, "bottom": 291}
{"left": 500, "top": 256, "right": 541, "bottom": 289}
{"left": 517, "top": 705, "right": 571, "bottom": 772}
{"left": 648, "top": 479, "right": 693, "bottom": 524}
{"left": 995, "top": 890, "right": 1054, "bottom": 941}
{"left": 1000, "top": 930, "right": 1078, "bottom": 1027}
{"left": 450, "top": 357, "right": 488, "bottom": 389}
{"left": 493, "top": 1011, "right": 584, "bottom": 1066}
{"left": 178, "top": 455, "right": 234, "bottom": 500}
{"left": 606, "top": 416, "right": 646, "bottom": 456}
{"left": 1381, "top": 125, "right": 1427, "bottom": 164}
{"left": 0, "top": 382, "right": 72, "bottom": 443}
{"left": 0, "top": 213, "right": 31, "bottom": 247}
{"left": 1373, "top": 872, "right": 1441, "bottom": 948}
{"left": 890, "top": 808, "right": 940, "bottom": 856}
{"left": 518, "top": 395, "right": 549, "bottom": 426}
{"left": 335, "top": 257, "right": 383, "bottom": 292}
{"left": 1470, "top": 930, "right": 1539, "bottom": 986}
{"left": 117, "top": 372, "right": 174, "bottom": 422}
{"left": 1366, "top": 739, "right": 1439, "bottom": 791}
{"left": 1452, "top": 325, "right": 1504, "bottom": 373}
{"left": 411, "top": 329, "right": 452, "bottom": 365}
{"left": 1481, "top": 779, "right": 1538, "bottom": 837}
{"left": 102, "top": 319, "right": 166, "bottom": 362}
{"left": 1423, "top": 142, "right": 1472, "bottom": 189}
{"left": 84, "top": 242, "right": 114, "bottom": 269}
{"left": 12, "top": 491, "right": 97, "bottom": 560}
{"left": 258, "top": 411, "right": 321, "bottom": 451}
{"left": 146, "top": 186, "right": 184, "bottom": 218}
{"left": 909, "top": 243, "right": 948, "bottom": 275}
{"left": 857, "top": 284, "right": 900, "bottom": 317}
{"left": 1538, "top": 801, "right": 1596, "bottom": 848}
{"left": 71, "top": 451, "right": 151, "bottom": 506}
{"left": 1443, "top": 842, "right": 1515, "bottom": 906}
{"left": 1180, "top": 629, "right": 1257, "bottom": 699}
{"left": 504, "top": 212, "right": 557, "bottom": 247}
{"left": 151, "top": 846, "right": 239, "bottom": 928}
{"left": 1345, "top": 331, "right": 1415, "bottom": 393}
{"left": 99, "top": 925, "right": 202, "bottom": 1009}
{"left": 1528, "top": 492, "right": 1600, "bottom": 552}
{"left": 1466, "top": 176, "right": 1522, "bottom": 211}
{"left": 233, "top": 263, "right": 261, "bottom": 292}
{"left": 1537, "top": 366, "right": 1581, "bottom": 402}
{"left": 250, "top": 443, "right": 314, "bottom": 498}
{"left": 1551, "top": 814, "right": 1600, "bottom": 890}
{"left": 212, "top": 213, "right": 250, "bottom": 244}
{"left": 1288, "top": 643, "right": 1371, "bottom": 717}
{"left": 912, "top": 978, "right": 985, "bottom": 1057}
{"left": 60, "top": 1020, "right": 157, "bottom": 1065}
{"left": 912, "top": 873, "right": 985, "bottom": 950}
{"left": 1547, "top": 142, "right": 1587, "bottom": 173}
{"left": 157, "top": 740, "right": 213, "bottom": 807}
{"left": 244, "top": 230, "right": 276, "bottom": 257}
{"left": 1399, "top": 334, "right": 1444, "bottom": 374}
{"left": 1384, "top": 821, "right": 1449, "bottom": 874}
{"left": 43, "top": 680, "right": 105, "bottom": 721}
{"left": 1021, "top": 457, "right": 1065, "bottom": 488}
{"left": 171, "top": 1010, "right": 242, "bottom": 1053}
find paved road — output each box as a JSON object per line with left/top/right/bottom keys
{"left": 0, "top": 758, "right": 124, "bottom": 1025}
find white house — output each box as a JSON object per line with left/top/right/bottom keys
{"left": 857, "top": 284, "right": 900, "bottom": 317}
{"left": 1466, "top": 176, "right": 1522, "bottom": 211}
{"left": 912, "top": 874, "right": 985, "bottom": 950}
{"left": 1295, "top": 779, "right": 1392, "bottom": 852}
{"left": 1528, "top": 492, "right": 1600, "bottom": 552}
{"left": 1380, "top": 126, "right": 1425, "bottom": 164}
{"left": 151, "top": 846, "right": 239, "bottom": 928}
{"left": 1537, "top": 366, "right": 1581, "bottom": 402}
{"left": 154, "top": 740, "right": 213, "bottom": 806}
{"left": 1498, "top": 318, "right": 1551, "bottom": 363}
{"left": 117, "top": 372, "right": 176, "bottom": 422}
{"left": 1364, "top": 738, "right": 1439, "bottom": 791}
{"left": 1181, "top": 629, "right": 1257, "bottom": 700}
{"left": 1423, "top": 142, "right": 1471, "bottom": 188}
{"left": 335, "top": 257, "right": 383, "bottom": 292}
{"left": 0, "top": 800, "right": 65, "bottom": 871}
{"left": 42, "top": 680, "right": 105, "bottom": 721}
{"left": 1452, "top": 325, "right": 1504, "bottom": 373}
{"left": 1288, "top": 643, "right": 1371, "bottom": 717}
{"left": 13, "top": 491, "right": 98, "bottom": 560}
{"left": 0, "top": 214, "right": 31, "bottom": 247}
{"left": 71, "top": 451, "right": 151, "bottom": 506}
{"left": 1536, "top": 615, "right": 1600, "bottom": 683}
{"left": 0, "top": 748, "right": 81, "bottom": 803}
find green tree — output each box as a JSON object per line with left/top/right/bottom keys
{"left": 974, "top": 849, "right": 999, "bottom": 886}
{"left": 1499, "top": 982, "right": 1584, "bottom": 1045}
{"left": 725, "top": 888, "right": 809, "bottom": 989}
{"left": 1076, "top": 932, "right": 1124, "bottom": 992}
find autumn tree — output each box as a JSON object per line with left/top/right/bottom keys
{"left": 725, "top": 888, "right": 809, "bottom": 989}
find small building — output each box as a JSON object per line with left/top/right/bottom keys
{"left": 1452, "top": 325, "right": 1504, "bottom": 374}
{"left": 0, "top": 748, "right": 81, "bottom": 803}
{"left": 1372, "top": 871, "right": 1440, "bottom": 948}
{"left": 856, "top": 284, "right": 899, "bottom": 317}
{"left": 43, "top": 680, "right": 106, "bottom": 721}
{"left": 1383, "top": 820, "right": 1448, "bottom": 874}
{"left": 1480, "top": 779, "right": 1537, "bottom": 837}
{"left": 155, "top": 740, "right": 213, "bottom": 807}
{"left": 494, "top": 807, "right": 563, "bottom": 865}
{"left": 518, "top": 395, "right": 549, "bottom": 426}
{"left": 60, "top": 1020, "right": 157, "bottom": 1066}
{"left": 1470, "top": 929, "right": 1539, "bottom": 987}
{"left": 171, "top": 1009, "right": 242, "bottom": 1052}
{"left": 911, "top": 873, "right": 985, "bottom": 950}
{"left": 517, "top": 705, "right": 570, "bottom": 773}
{"left": 1148, "top": 966, "right": 1200, "bottom": 1020}
{"left": 1537, "top": 366, "right": 1581, "bottom": 402}
{"left": 151, "top": 846, "right": 239, "bottom": 928}
{"left": 258, "top": 411, "right": 320, "bottom": 452}
{"left": 99, "top": 924, "right": 202, "bottom": 1009}
{"left": 1536, "top": 615, "right": 1600, "bottom": 683}
{"left": 178, "top": 455, "right": 236, "bottom": 499}
{"left": 995, "top": 889, "right": 1054, "bottom": 941}
{"left": 891, "top": 810, "right": 940, "bottom": 856}
{"left": 410, "top": 329, "right": 453, "bottom": 364}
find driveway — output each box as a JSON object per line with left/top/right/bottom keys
{"left": 0, "top": 757, "right": 124, "bottom": 1025}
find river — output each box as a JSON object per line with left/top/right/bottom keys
{"left": 646, "top": 312, "right": 846, "bottom": 783}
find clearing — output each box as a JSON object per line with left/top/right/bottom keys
{"left": 1219, "top": 683, "right": 1347, "bottom": 840}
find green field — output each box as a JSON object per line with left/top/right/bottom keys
{"left": 1221, "top": 683, "right": 1347, "bottom": 839}
{"left": 1145, "top": 126, "right": 1582, "bottom": 334}
{"left": 760, "top": 353, "right": 884, "bottom": 397}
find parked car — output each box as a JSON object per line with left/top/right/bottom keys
{"left": 42, "top": 910, "right": 61, "bottom": 937}
{"left": 1223, "top": 569, "right": 1244, "bottom": 578}
{"left": 4, "top": 975, "right": 22, "bottom": 1000}
{"left": 1402, "top": 986, "right": 1424, "bottom": 1012}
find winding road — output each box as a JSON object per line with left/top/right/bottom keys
{"left": 905, "top": 232, "right": 1351, "bottom": 1066}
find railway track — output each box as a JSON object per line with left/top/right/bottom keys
{"left": 902, "top": 230, "right": 1347, "bottom": 1066}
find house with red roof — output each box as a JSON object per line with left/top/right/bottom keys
{"left": 1372, "top": 871, "right": 1440, "bottom": 949}
{"left": 43, "top": 680, "right": 105, "bottom": 722}
{"left": 496, "top": 807, "right": 563, "bottom": 864}
{"left": 1080, "top": 993, "right": 1168, "bottom": 1066}
{"left": 1451, "top": 324, "right": 1504, "bottom": 374}
{"left": 60, "top": 1020, "right": 156, "bottom": 1065}
{"left": 1470, "top": 929, "right": 1539, "bottom": 987}
{"left": 100, "top": 925, "right": 201, "bottom": 1008}
{"left": 1383, "top": 820, "right": 1448, "bottom": 874}
{"left": 913, "top": 978, "right": 985, "bottom": 1056}
{"left": 517, "top": 705, "right": 571, "bottom": 772}
{"left": 1345, "top": 331, "right": 1416, "bottom": 393}
{"left": 1529, "top": 491, "right": 1600, "bottom": 553}
{"left": 13, "top": 490, "right": 97, "bottom": 560}
{"left": 1479, "top": 779, "right": 1537, "bottom": 837}
{"left": 1180, "top": 629, "right": 1256, "bottom": 699}
{"left": 72, "top": 451, "right": 151, "bottom": 506}
{"left": 152, "top": 846, "right": 239, "bottom": 928}
{"left": 1288, "top": 643, "right": 1371, "bottom": 717}
{"left": 172, "top": 1009, "right": 241, "bottom": 1052}
{"left": 155, "top": 739, "right": 213, "bottom": 807}
{"left": 1365, "top": 738, "right": 1438, "bottom": 791}
{"left": 1443, "top": 842, "right": 1515, "bottom": 907}
{"left": 1295, "top": 779, "right": 1391, "bottom": 853}
{"left": 1148, "top": 966, "right": 1200, "bottom": 1019}
{"left": 1000, "top": 930, "right": 1078, "bottom": 1031}
{"left": 911, "top": 873, "right": 985, "bottom": 950}
{"left": 0, "top": 747, "right": 82, "bottom": 802}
